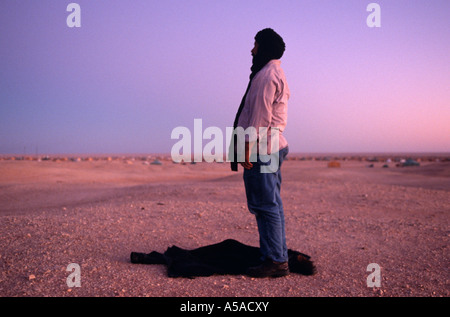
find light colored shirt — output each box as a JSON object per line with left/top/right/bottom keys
{"left": 237, "top": 59, "right": 289, "bottom": 154}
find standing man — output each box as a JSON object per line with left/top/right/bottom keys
{"left": 231, "top": 28, "right": 290, "bottom": 278}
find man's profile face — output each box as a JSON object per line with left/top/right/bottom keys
{"left": 251, "top": 41, "right": 259, "bottom": 57}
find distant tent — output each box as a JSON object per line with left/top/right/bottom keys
{"left": 399, "top": 159, "right": 420, "bottom": 167}
{"left": 327, "top": 161, "right": 341, "bottom": 168}
{"left": 150, "top": 159, "right": 162, "bottom": 165}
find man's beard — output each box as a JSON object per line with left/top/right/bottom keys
{"left": 250, "top": 51, "right": 272, "bottom": 79}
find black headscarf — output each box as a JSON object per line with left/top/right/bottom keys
{"left": 230, "top": 28, "right": 285, "bottom": 171}
{"left": 250, "top": 28, "right": 286, "bottom": 79}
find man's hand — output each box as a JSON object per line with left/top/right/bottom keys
{"left": 240, "top": 141, "right": 254, "bottom": 170}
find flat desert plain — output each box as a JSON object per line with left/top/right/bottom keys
{"left": 0, "top": 156, "right": 449, "bottom": 297}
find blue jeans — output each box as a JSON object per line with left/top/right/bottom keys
{"left": 243, "top": 146, "right": 289, "bottom": 263}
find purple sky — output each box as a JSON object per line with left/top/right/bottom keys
{"left": 1, "top": 0, "right": 449, "bottom": 155}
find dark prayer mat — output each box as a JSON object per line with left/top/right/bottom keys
{"left": 130, "top": 239, "right": 316, "bottom": 278}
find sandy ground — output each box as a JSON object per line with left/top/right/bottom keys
{"left": 0, "top": 157, "right": 448, "bottom": 297}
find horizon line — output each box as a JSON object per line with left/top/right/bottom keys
{"left": 1, "top": 151, "right": 449, "bottom": 158}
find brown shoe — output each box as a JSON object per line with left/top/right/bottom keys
{"left": 246, "top": 259, "right": 289, "bottom": 278}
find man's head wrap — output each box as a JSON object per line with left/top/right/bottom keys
{"left": 250, "top": 28, "right": 286, "bottom": 79}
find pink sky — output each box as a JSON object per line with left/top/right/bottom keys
{"left": 1, "top": 0, "right": 449, "bottom": 155}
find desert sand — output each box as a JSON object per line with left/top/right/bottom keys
{"left": 0, "top": 155, "right": 448, "bottom": 297}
